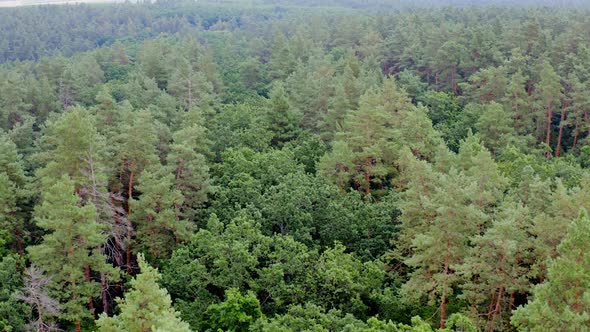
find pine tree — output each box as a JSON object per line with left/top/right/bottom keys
{"left": 129, "top": 166, "right": 188, "bottom": 264}
{"left": 36, "top": 107, "right": 120, "bottom": 311}
{"left": 0, "top": 256, "right": 29, "bottom": 331}
{"left": 96, "top": 253, "right": 191, "bottom": 332}
{"left": 28, "top": 176, "right": 108, "bottom": 332}
{"left": 266, "top": 82, "right": 302, "bottom": 147}
{"left": 512, "top": 209, "right": 590, "bottom": 331}
{"left": 115, "top": 110, "right": 159, "bottom": 272}
{"left": 0, "top": 132, "right": 29, "bottom": 254}
{"left": 459, "top": 201, "right": 531, "bottom": 332}
{"left": 168, "top": 59, "right": 214, "bottom": 112}
{"left": 399, "top": 137, "right": 503, "bottom": 329}
{"left": 463, "top": 66, "right": 508, "bottom": 103}
{"left": 320, "top": 79, "right": 402, "bottom": 194}
{"left": 474, "top": 102, "right": 522, "bottom": 156}
{"left": 402, "top": 168, "right": 485, "bottom": 329}
{"left": 534, "top": 62, "right": 562, "bottom": 158}
{"left": 502, "top": 71, "right": 532, "bottom": 136}
{"left": 166, "top": 121, "right": 211, "bottom": 221}
{"left": 268, "top": 32, "right": 296, "bottom": 80}
{"left": 568, "top": 75, "right": 590, "bottom": 150}
{"left": 37, "top": 106, "right": 107, "bottom": 191}
{"left": 0, "top": 174, "right": 19, "bottom": 256}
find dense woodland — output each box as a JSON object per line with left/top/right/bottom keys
{"left": 1, "top": 0, "right": 590, "bottom": 331}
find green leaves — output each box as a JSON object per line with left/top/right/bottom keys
{"left": 204, "top": 288, "right": 263, "bottom": 332}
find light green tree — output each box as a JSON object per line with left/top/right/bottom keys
{"left": 129, "top": 166, "right": 188, "bottom": 264}
{"left": 28, "top": 176, "right": 107, "bottom": 332}
{"left": 512, "top": 209, "right": 590, "bottom": 331}
{"left": 96, "top": 253, "right": 191, "bottom": 332}
{"left": 166, "top": 121, "right": 211, "bottom": 221}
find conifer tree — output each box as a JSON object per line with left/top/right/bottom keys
{"left": 129, "top": 166, "right": 188, "bottom": 264}
{"left": 16, "top": 266, "right": 61, "bottom": 332}
{"left": 534, "top": 62, "right": 562, "bottom": 157}
{"left": 37, "top": 107, "right": 121, "bottom": 310}
{"left": 568, "top": 75, "right": 590, "bottom": 150}
{"left": 96, "top": 253, "right": 191, "bottom": 332}
{"left": 266, "top": 82, "right": 302, "bottom": 147}
{"left": 459, "top": 201, "right": 531, "bottom": 332}
{"left": 28, "top": 176, "right": 108, "bottom": 332}
{"left": 512, "top": 209, "right": 590, "bottom": 331}
{"left": 0, "top": 132, "right": 29, "bottom": 253}
{"left": 166, "top": 121, "right": 211, "bottom": 221}
{"left": 115, "top": 110, "right": 159, "bottom": 272}
{"left": 320, "top": 79, "right": 413, "bottom": 195}
{"left": 474, "top": 102, "right": 523, "bottom": 156}
{"left": 502, "top": 71, "right": 532, "bottom": 136}
{"left": 168, "top": 59, "right": 214, "bottom": 111}
{"left": 37, "top": 107, "right": 107, "bottom": 190}
{"left": 0, "top": 174, "right": 19, "bottom": 255}
{"left": 402, "top": 168, "right": 485, "bottom": 329}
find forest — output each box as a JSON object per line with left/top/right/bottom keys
{"left": 1, "top": 0, "right": 590, "bottom": 331}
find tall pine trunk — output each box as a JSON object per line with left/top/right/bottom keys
{"left": 440, "top": 242, "right": 450, "bottom": 329}
{"left": 487, "top": 286, "right": 504, "bottom": 332}
{"left": 84, "top": 264, "right": 94, "bottom": 310}
{"left": 573, "top": 118, "right": 579, "bottom": 150}
{"left": 555, "top": 98, "right": 567, "bottom": 157}
{"left": 364, "top": 157, "right": 372, "bottom": 195}
{"left": 586, "top": 112, "right": 590, "bottom": 137}
{"left": 126, "top": 162, "right": 136, "bottom": 274}
{"left": 13, "top": 227, "right": 23, "bottom": 255}
{"left": 545, "top": 103, "right": 553, "bottom": 159}
{"left": 101, "top": 271, "right": 109, "bottom": 315}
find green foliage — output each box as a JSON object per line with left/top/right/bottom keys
{"left": 167, "top": 120, "right": 212, "bottom": 221}
{"left": 3, "top": 3, "right": 590, "bottom": 332}
{"left": 28, "top": 175, "right": 108, "bottom": 327}
{"left": 97, "top": 253, "right": 191, "bottom": 332}
{"left": 130, "top": 166, "right": 188, "bottom": 264}
{"left": 266, "top": 82, "right": 303, "bottom": 147}
{"left": 204, "top": 288, "right": 263, "bottom": 332}
{"left": 512, "top": 210, "right": 590, "bottom": 331}
{"left": 0, "top": 256, "right": 28, "bottom": 332}
{"left": 418, "top": 91, "right": 467, "bottom": 151}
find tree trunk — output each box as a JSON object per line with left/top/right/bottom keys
{"left": 440, "top": 242, "right": 450, "bottom": 329}
{"left": 13, "top": 227, "right": 23, "bottom": 255}
{"left": 75, "top": 320, "right": 81, "bottom": 332}
{"left": 486, "top": 291, "right": 497, "bottom": 323}
{"left": 555, "top": 98, "right": 567, "bottom": 157}
{"left": 545, "top": 104, "right": 553, "bottom": 159}
{"left": 527, "top": 80, "right": 533, "bottom": 96}
{"left": 487, "top": 287, "right": 504, "bottom": 332}
{"left": 509, "top": 291, "right": 516, "bottom": 310}
{"left": 101, "top": 272, "right": 109, "bottom": 315}
{"left": 451, "top": 67, "right": 458, "bottom": 96}
{"left": 364, "top": 157, "right": 371, "bottom": 195}
{"left": 187, "top": 78, "right": 193, "bottom": 111}
{"left": 36, "top": 304, "right": 44, "bottom": 332}
{"left": 586, "top": 112, "right": 590, "bottom": 137}
{"left": 175, "top": 162, "right": 184, "bottom": 217}
{"left": 126, "top": 222, "right": 133, "bottom": 274}
{"left": 127, "top": 165, "right": 135, "bottom": 274}
{"left": 110, "top": 196, "right": 124, "bottom": 267}
{"left": 84, "top": 264, "right": 94, "bottom": 310}
{"left": 573, "top": 118, "right": 579, "bottom": 150}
